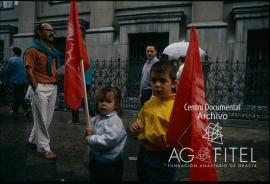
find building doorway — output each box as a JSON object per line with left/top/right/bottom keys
{"left": 244, "top": 29, "right": 269, "bottom": 108}
{"left": 53, "top": 37, "right": 66, "bottom": 65}
{"left": 126, "top": 33, "right": 169, "bottom": 97}
{"left": 0, "top": 40, "right": 4, "bottom": 61}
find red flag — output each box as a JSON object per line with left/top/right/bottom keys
{"left": 64, "top": 0, "right": 90, "bottom": 110}
{"left": 166, "top": 26, "right": 218, "bottom": 181}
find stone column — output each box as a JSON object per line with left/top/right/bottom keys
{"left": 189, "top": 1, "right": 228, "bottom": 61}
{"left": 13, "top": 1, "right": 36, "bottom": 50}
{"left": 85, "top": 1, "right": 117, "bottom": 60}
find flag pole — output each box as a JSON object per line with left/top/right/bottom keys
{"left": 80, "top": 59, "right": 91, "bottom": 128}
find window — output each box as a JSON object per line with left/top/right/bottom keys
{"left": 49, "top": 1, "right": 69, "bottom": 5}
{"left": 2, "top": 1, "right": 14, "bottom": 8}
{"left": 1, "top": 1, "right": 18, "bottom": 9}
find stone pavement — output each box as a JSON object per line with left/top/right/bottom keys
{"left": 0, "top": 106, "right": 269, "bottom": 182}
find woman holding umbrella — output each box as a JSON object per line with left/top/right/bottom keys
{"left": 163, "top": 41, "right": 205, "bottom": 83}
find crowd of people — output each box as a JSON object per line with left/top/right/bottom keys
{"left": 1, "top": 22, "right": 187, "bottom": 182}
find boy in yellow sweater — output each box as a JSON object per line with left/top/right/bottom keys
{"left": 130, "top": 58, "right": 177, "bottom": 182}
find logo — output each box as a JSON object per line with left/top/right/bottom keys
{"left": 168, "top": 118, "right": 256, "bottom": 168}
{"left": 203, "top": 122, "right": 223, "bottom": 145}
{"left": 196, "top": 146, "right": 212, "bottom": 163}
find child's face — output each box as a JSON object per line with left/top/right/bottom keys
{"left": 151, "top": 71, "right": 176, "bottom": 98}
{"left": 97, "top": 92, "right": 116, "bottom": 115}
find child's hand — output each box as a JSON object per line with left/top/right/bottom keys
{"left": 130, "top": 120, "right": 144, "bottom": 135}
{"left": 84, "top": 128, "right": 93, "bottom": 144}
{"left": 85, "top": 135, "right": 91, "bottom": 144}
{"left": 86, "top": 128, "right": 94, "bottom": 136}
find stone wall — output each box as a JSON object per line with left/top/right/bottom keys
{"left": 0, "top": 1, "right": 269, "bottom": 62}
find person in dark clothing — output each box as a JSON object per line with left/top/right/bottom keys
{"left": 6, "top": 47, "right": 31, "bottom": 116}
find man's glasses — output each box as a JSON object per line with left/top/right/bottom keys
{"left": 41, "top": 29, "right": 56, "bottom": 33}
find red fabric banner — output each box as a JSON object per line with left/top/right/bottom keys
{"left": 166, "top": 26, "right": 218, "bottom": 181}
{"left": 64, "top": 0, "right": 90, "bottom": 110}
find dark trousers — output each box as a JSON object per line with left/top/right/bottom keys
{"left": 72, "top": 85, "right": 96, "bottom": 123}
{"left": 137, "top": 145, "right": 176, "bottom": 182}
{"left": 89, "top": 158, "right": 123, "bottom": 183}
{"left": 0, "top": 84, "right": 7, "bottom": 103}
{"left": 71, "top": 109, "right": 80, "bottom": 123}
{"left": 140, "top": 89, "right": 152, "bottom": 107}
{"left": 12, "top": 83, "right": 29, "bottom": 112}
{"left": 71, "top": 100, "right": 96, "bottom": 123}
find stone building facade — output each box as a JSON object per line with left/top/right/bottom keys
{"left": 0, "top": 1, "right": 269, "bottom": 119}
{"left": 0, "top": 1, "right": 269, "bottom": 63}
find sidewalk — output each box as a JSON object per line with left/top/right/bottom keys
{"left": 0, "top": 107, "right": 269, "bottom": 182}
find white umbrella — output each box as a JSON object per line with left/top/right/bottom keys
{"left": 163, "top": 41, "right": 205, "bottom": 59}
